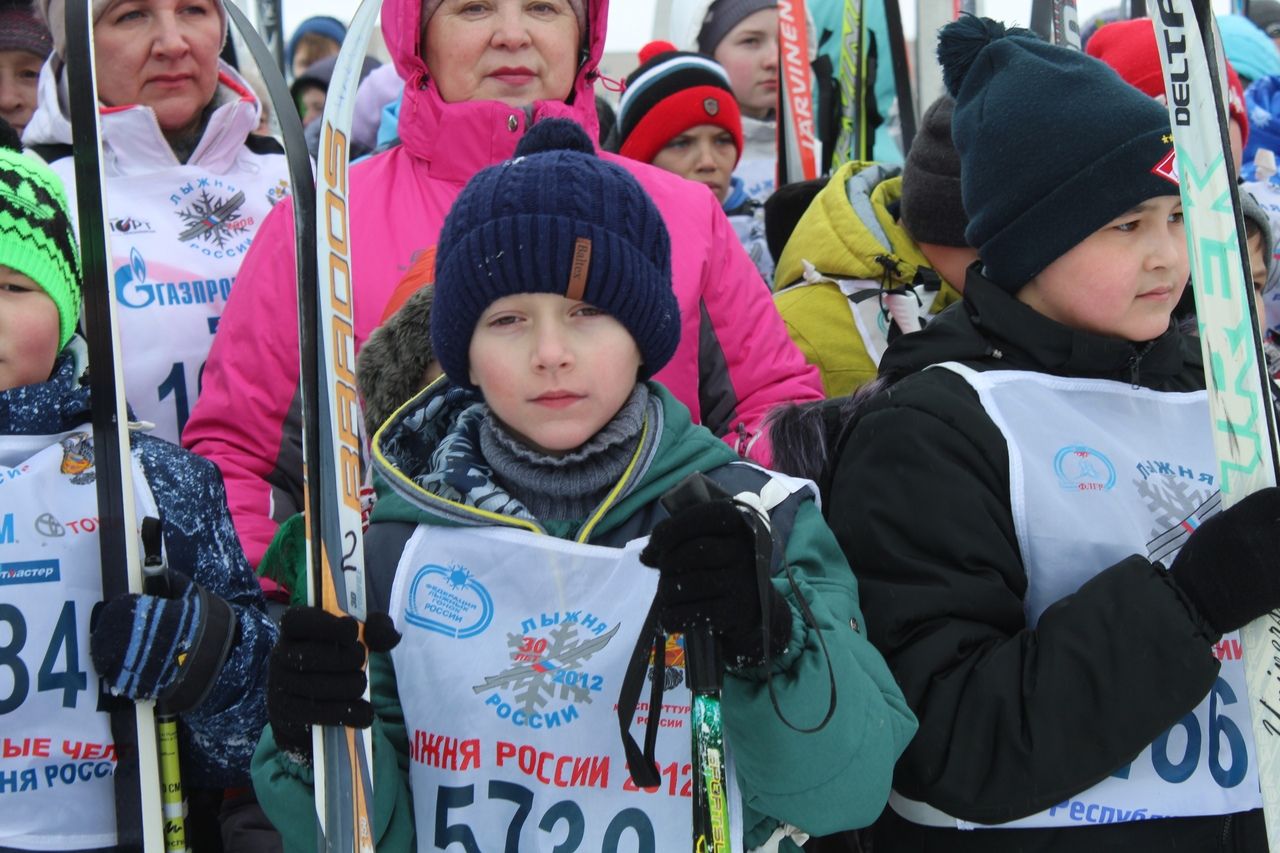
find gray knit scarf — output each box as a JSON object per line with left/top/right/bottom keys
{"left": 479, "top": 384, "right": 649, "bottom": 520}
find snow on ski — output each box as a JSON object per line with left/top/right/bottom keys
{"left": 307, "top": 0, "right": 385, "bottom": 849}
{"left": 63, "top": 0, "right": 163, "bottom": 849}
{"left": 778, "top": 0, "right": 819, "bottom": 184}
{"left": 1154, "top": 1, "right": 1280, "bottom": 848}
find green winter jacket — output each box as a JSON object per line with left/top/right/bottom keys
{"left": 773, "top": 161, "right": 962, "bottom": 396}
{"left": 251, "top": 380, "right": 915, "bottom": 851}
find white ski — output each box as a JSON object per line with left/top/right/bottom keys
{"left": 1154, "top": 2, "right": 1280, "bottom": 848}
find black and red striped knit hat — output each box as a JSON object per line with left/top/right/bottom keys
{"left": 615, "top": 41, "right": 743, "bottom": 167}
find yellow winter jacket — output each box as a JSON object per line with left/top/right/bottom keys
{"left": 773, "top": 161, "right": 962, "bottom": 396}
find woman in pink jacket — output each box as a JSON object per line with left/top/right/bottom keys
{"left": 182, "top": 0, "right": 821, "bottom": 568}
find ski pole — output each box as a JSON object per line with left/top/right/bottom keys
{"left": 140, "top": 518, "right": 189, "bottom": 853}
{"left": 659, "top": 475, "right": 736, "bottom": 853}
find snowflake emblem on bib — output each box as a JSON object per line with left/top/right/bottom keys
{"left": 472, "top": 614, "right": 619, "bottom": 730}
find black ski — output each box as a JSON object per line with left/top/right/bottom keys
{"left": 64, "top": 0, "right": 163, "bottom": 849}
{"left": 883, "top": 0, "right": 916, "bottom": 156}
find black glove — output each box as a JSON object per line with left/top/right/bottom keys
{"left": 267, "top": 607, "right": 401, "bottom": 759}
{"left": 640, "top": 500, "right": 791, "bottom": 667}
{"left": 90, "top": 571, "right": 235, "bottom": 712}
{"left": 1170, "top": 486, "right": 1280, "bottom": 635}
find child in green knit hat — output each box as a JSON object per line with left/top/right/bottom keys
{"left": 0, "top": 119, "right": 79, "bottom": 389}
{"left": 0, "top": 118, "right": 277, "bottom": 853}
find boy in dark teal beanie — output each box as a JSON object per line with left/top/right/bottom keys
{"left": 818, "top": 14, "right": 1280, "bottom": 853}
{"left": 944, "top": 16, "right": 1179, "bottom": 294}
{"left": 256, "top": 118, "right": 915, "bottom": 852}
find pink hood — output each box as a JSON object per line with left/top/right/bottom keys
{"left": 383, "top": 0, "right": 603, "bottom": 161}
{"left": 184, "top": 0, "right": 821, "bottom": 568}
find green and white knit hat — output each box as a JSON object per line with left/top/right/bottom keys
{"left": 0, "top": 122, "right": 81, "bottom": 349}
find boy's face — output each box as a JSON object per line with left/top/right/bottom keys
{"left": 468, "top": 292, "right": 642, "bottom": 456}
{"left": 1017, "top": 196, "right": 1188, "bottom": 343}
{"left": 0, "top": 264, "right": 60, "bottom": 391}
{"left": 292, "top": 33, "right": 340, "bottom": 79}
{"left": 1248, "top": 229, "right": 1270, "bottom": 335}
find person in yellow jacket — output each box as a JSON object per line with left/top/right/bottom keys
{"left": 773, "top": 96, "right": 977, "bottom": 396}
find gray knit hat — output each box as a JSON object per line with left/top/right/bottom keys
{"left": 1250, "top": 0, "right": 1280, "bottom": 38}
{"left": 0, "top": 1, "right": 53, "bottom": 58}
{"left": 899, "top": 95, "right": 967, "bottom": 248}
{"left": 697, "top": 0, "right": 776, "bottom": 55}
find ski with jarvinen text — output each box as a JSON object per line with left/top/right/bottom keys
{"left": 778, "top": 0, "right": 819, "bottom": 184}
{"left": 1154, "top": 1, "right": 1280, "bottom": 848}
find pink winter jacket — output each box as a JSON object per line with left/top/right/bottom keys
{"left": 183, "top": 0, "right": 822, "bottom": 567}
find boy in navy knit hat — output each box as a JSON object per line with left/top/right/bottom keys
{"left": 819, "top": 16, "right": 1280, "bottom": 853}
{"left": 0, "top": 121, "right": 275, "bottom": 851}
{"left": 255, "top": 117, "right": 914, "bottom": 852}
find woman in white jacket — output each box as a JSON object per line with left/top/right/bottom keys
{"left": 23, "top": 0, "right": 288, "bottom": 445}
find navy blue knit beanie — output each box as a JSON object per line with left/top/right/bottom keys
{"left": 941, "top": 16, "right": 1179, "bottom": 291}
{"left": 431, "top": 119, "right": 679, "bottom": 389}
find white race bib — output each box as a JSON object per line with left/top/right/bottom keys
{"left": 891, "top": 365, "right": 1261, "bottom": 830}
{"left": 0, "top": 430, "right": 158, "bottom": 850}
{"left": 389, "top": 525, "right": 744, "bottom": 852}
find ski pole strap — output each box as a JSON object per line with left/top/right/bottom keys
{"left": 618, "top": 599, "right": 666, "bottom": 788}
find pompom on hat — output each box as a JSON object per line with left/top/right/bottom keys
{"left": 0, "top": 119, "right": 81, "bottom": 350}
{"left": 615, "top": 40, "right": 743, "bottom": 166}
{"left": 941, "top": 16, "right": 1178, "bottom": 292}
{"left": 431, "top": 119, "right": 680, "bottom": 389}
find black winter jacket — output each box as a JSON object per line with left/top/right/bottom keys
{"left": 827, "top": 270, "right": 1265, "bottom": 852}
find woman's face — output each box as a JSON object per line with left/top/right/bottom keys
{"left": 712, "top": 7, "right": 779, "bottom": 120}
{"left": 0, "top": 50, "right": 43, "bottom": 137}
{"left": 93, "top": 0, "right": 224, "bottom": 137}
{"left": 422, "top": 0, "right": 580, "bottom": 106}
